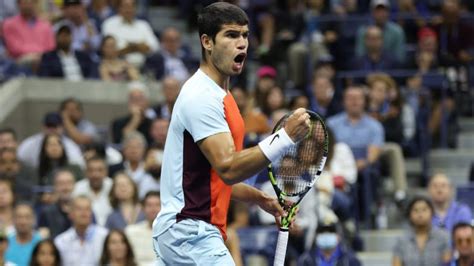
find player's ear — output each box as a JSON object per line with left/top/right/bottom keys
{"left": 201, "top": 34, "right": 213, "bottom": 52}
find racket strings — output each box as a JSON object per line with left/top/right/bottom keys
{"left": 273, "top": 119, "right": 326, "bottom": 196}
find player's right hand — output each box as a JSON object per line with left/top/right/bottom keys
{"left": 284, "top": 108, "right": 310, "bottom": 143}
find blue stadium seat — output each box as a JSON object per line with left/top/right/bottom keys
{"left": 456, "top": 183, "right": 474, "bottom": 214}
{"left": 237, "top": 226, "right": 279, "bottom": 266}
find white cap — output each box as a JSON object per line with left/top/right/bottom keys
{"left": 371, "top": 0, "right": 390, "bottom": 9}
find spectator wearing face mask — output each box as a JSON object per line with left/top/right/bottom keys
{"left": 298, "top": 220, "right": 361, "bottom": 266}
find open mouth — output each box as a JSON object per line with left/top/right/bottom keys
{"left": 234, "top": 53, "right": 246, "bottom": 63}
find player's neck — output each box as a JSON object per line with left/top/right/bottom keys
{"left": 200, "top": 62, "right": 229, "bottom": 91}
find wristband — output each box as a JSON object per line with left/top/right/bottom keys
{"left": 258, "top": 128, "right": 295, "bottom": 163}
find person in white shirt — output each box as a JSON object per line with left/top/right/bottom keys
{"left": 102, "top": 0, "right": 159, "bottom": 68}
{"left": 72, "top": 156, "right": 112, "bottom": 226}
{"left": 17, "top": 112, "right": 85, "bottom": 169}
{"left": 54, "top": 196, "right": 108, "bottom": 266}
{"left": 125, "top": 191, "right": 160, "bottom": 266}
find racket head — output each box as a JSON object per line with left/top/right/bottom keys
{"left": 268, "top": 110, "right": 329, "bottom": 206}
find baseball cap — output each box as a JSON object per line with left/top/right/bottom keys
{"left": 63, "top": 0, "right": 82, "bottom": 7}
{"left": 257, "top": 66, "right": 277, "bottom": 79}
{"left": 371, "top": 0, "right": 390, "bottom": 9}
{"left": 43, "top": 112, "right": 63, "bottom": 128}
{"left": 316, "top": 219, "right": 338, "bottom": 234}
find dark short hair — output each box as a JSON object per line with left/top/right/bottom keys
{"left": 142, "top": 191, "right": 160, "bottom": 205}
{"left": 405, "top": 194, "right": 435, "bottom": 219}
{"left": 452, "top": 222, "right": 473, "bottom": 239}
{"left": 59, "top": 97, "right": 83, "bottom": 112}
{"left": 56, "top": 24, "right": 72, "bottom": 36}
{"left": 0, "top": 128, "right": 17, "bottom": 140}
{"left": 197, "top": 2, "right": 248, "bottom": 61}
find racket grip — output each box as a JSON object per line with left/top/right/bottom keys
{"left": 273, "top": 229, "right": 289, "bottom": 266}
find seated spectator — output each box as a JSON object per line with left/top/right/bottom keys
{"left": 409, "top": 27, "right": 439, "bottom": 71}
{"left": 350, "top": 25, "right": 399, "bottom": 71}
{"left": 140, "top": 146, "right": 161, "bottom": 199}
{"left": 0, "top": 128, "right": 18, "bottom": 150}
{"left": 231, "top": 86, "right": 270, "bottom": 147}
{"left": 0, "top": 180, "right": 15, "bottom": 234}
{"left": 102, "top": 0, "right": 159, "bottom": 68}
{"left": 355, "top": 0, "right": 406, "bottom": 63}
{"left": 125, "top": 191, "right": 160, "bottom": 266}
{"left": 59, "top": 98, "right": 101, "bottom": 146}
{"left": 56, "top": 0, "right": 101, "bottom": 53}
{"left": 428, "top": 173, "right": 472, "bottom": 232}
{"left": 100, "top": 230, "right": 136, "bottom": 266}
{"left": 29, "top": 239, "right": 62, "bottom": 266}
{"left": 392, "top": 195, "right": 451, "bottom": 266}
{"left": 83, "top": 142, "right": 123, "bottom": 167}
{"left": 434, "top": 0, "right": 474, "bottom": 66}
{"left": 298, "top": 219, "right": 361, "bottom": 266}
{"left": 72, "top": 156, "right": 112, "bottom": 226}
{"left": 2, "top": 0, "right": 54, "bottom": 71}
{"left": 289, "top": 95, "right": 310, "bottom": 111}
{"left": 54, "top": 196, "right": 108, "bottom": 266}
{"left": 38, "top": 169, "right": 75, "bottom": 239}
{"left": 392, "top": 0, "right": 427, "bottom": 44}
{"left": 261, "top": 86, "right": 286, "bottom": 118}
{"left": 38, "top": 24, "right": 97, "bottom": 80}
{"left": 253, "top": 66, "right": 278, "bottom": 111}
{"left": 144, "top": 27, "right": 198, "bottom": 83}
{"left": 0, "top": 148, "right": 37, "bottom": 202}
{"left": 99, "top": 35, "right": 140, "bottom": 81}
{"left": 38, "top": 133, "right": 83, "bottom": 185}
{"left": 451, "top": 222, "right": 474, "bottom": 266}
{"left": 105, "top": 172, "right": 144, "bottom": 230}
{"left": 111, "top": 83, "right": 154, "bottom": 144}
{"left": 5, "top": 203, "right": 42, "bottom": 266}
{"left": 309, "top": 76, "right": 342, "bottom": 119}
{"left": 149, "top": 119, "right": 169, "bottom": 149}
{"left": 88, "top": 0, "right": 115, "bottom": 30}
{"left": 153, "top": 76, "right": 181, "bottom": 120}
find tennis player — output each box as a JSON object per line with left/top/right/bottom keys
{"left": 152, "top": 2, "right": 311, "bottom": 265}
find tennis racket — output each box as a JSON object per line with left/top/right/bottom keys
{"left": 269, "top": 109, "right": 329, "bottom": 266}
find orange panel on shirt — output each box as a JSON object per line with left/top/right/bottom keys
{"left": 210, "top": 92, "right": 245, "bottom": 240}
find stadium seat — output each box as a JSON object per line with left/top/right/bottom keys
{"left": 456, "top": 183, "right": 474, "bottom": 214}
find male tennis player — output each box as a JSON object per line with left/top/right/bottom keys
{"left": 152, "top": 2, "right": 311, "bottom": 265}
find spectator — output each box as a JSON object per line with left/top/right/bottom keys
{"left": 0, "top": 229, "right": 14, "bottom": 266}
{"left": 392, "top": 0, "right": 427, "bottom": 44}
{"left": 144, "top": 27, "right": 198, "bottom": 82}
{"left": 254, "top": 66, "right": 278, "bottom": 111}
{"left": 289, "top": 95, "right": 310, "bottom": 111}
{"left": 0, "top": 180, "right": 15, "bottom": 234}
{"left": 2, "top": 0, "right": 54, "bottom": 70}
{"left": 59, "top": 98, "right": 100, "bottom": 146}
{"left": 409, "top": 27, "right": 439, "bottom": 70}
{"left": 56, "top": 0, "right": 101, "bottom": 53}
{"left": 99, "top": 35, "right": 140, "bottom": 81}
{"left": 54, "top": 196, "right": 108, "bottom": 266}
{"left": 355, "top": 0, "right": 406, "bottom": 63}
{"left": 38, "top": 24, "right": 97, "bottom": 80}
{"left": 327, "top": 86, "right": 384, "bottom": 171}
{"left": 5, "top": 203, "right": 42, "bottom": 266}
{"left": 111, "top": 83, "right": 154, "bottom": 144}
{"left": 451, "top": 222, "right": 474, "bottom": 266}
{"left": 87, "top": 0, "right": 114, "bottom": 30}
{"left": 140, "top": 146, "right": 161, "bottom": 198}
{"left": 331, "top": 0, "right": 358, "bottom": 15}
{"left": 72, "top": 156, "right": 112, "bottom": 226}
{"left": 0, "top": 129, "right": 18, "bottom": 150}
{"left": 125, "top": 191, "right": 160, "bottom": 266}
{"left": 309, "top": 76, "right": 342, "bottom": 119}
{"left": 350, "top": 25, "right": 399, "bottom": 71}
{"left": 149, "top": 119, "right": 169, "bottom": 149}
{"left": 38, "top": 133, "right": 83, "bottom": 185}
{"left": 100, "top": 230, "right": 136, "bottom": 266}
{"left": 105, "top": 172, "right": 144, "bottom": 230}
{"left": 102, "top": 0, "right": 159, "bottom": 68}
{"left": 428, "top": 173, "right": 472, "bottom": 232}
{"left": 83, "top": 142, "right": 123, "bottom": 167}
{"left": 0, "top": 148, "right": 37, "bottom": 202}
{"left": 153, "top": 76, "right": 181, "bottom": 120}
{"left": 435, "top": 0, "right": 474, "bottom": 66}
{"left": 231, "top": 86, "right": 270, "bottom": 147}
{"left": 298, "top": 219, "right": 361, "bottom": 266}
{"left": 38, "top": 169, "right": 75, "bottom": 239}
{"left": 392, "top": 195, "right": 451, "bottom": 266}
{"left": 261, "top": 86, "right": 286, "bottom": 118}
{"left": 29, "top": 239, "right": 61, "bottom": 266}
{"left": 110, "top": 131, "right": 157, "bottom": 197}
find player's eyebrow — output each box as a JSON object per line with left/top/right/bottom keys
{"left": 224, "top": 29, "right": 250, "bottom": 37}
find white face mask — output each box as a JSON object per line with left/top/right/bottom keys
{"left": 316, "top": 232, "right": 338, "bottom": 250}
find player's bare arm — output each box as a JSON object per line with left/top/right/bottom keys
{"left": 198, "top": 108, "right": 311, "bottom": 185}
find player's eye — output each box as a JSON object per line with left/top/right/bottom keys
{"left": 227, "top": 32, "right": 239, "bottom": 38}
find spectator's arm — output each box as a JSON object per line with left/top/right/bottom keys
{"left": 122, "top": 106, "right": 143, "bottom": 138}
{"left": 142, "top": 23, "right": 159, "bottom": 53}
{"left": 367, "top": 144, "right": 381, "bottom": 164}
{"left": 2, "top": 21, "right": 23, "bottom": 57}
{"left": 62, "top": 112, "right": 94, "bottom": 145}
{"left": 126, "top": 63, "right": 140, "bottom": 80}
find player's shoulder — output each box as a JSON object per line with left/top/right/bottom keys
{"left": 178, "top": 70, "right": 226, "bottom": 106}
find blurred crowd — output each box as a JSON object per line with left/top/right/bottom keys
{"left": 0, "top": 0, "right": 474, "bottom": 265}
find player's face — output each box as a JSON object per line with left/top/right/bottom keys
{"left": 209, "top": 24, "right": 249, "bottom": 76}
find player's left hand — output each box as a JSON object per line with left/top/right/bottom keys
{"left": 257, "top": 193, "right": 298, "bottom": 229}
